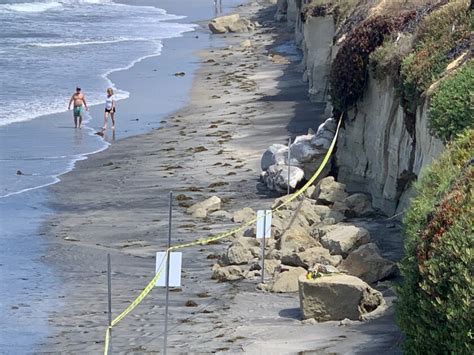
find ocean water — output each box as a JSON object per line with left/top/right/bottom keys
{"left": 0, "top": 0, "right": 195, "bottom": 198}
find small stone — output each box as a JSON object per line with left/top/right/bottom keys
{"left": 185, "top": 300, "right": 198, "bottom": 307}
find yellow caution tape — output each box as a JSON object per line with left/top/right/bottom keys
{"left": 103, "top": 116, "right": 342, "bottom": 354}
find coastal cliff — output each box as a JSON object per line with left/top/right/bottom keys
{"left": 275, "top": 0, "right": 471, "bottom": 216}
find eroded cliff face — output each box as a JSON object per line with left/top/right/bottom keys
{"left": 279, "top": 5, "right": 444, "bottom": 216}
{"left": 337, "top": 75, "right": 444, "bottom": 215}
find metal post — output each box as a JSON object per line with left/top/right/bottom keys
{"left": 107, "top": 253, "right": 112, "bottom": 354}
{"left": 163, "top": 191, "right": 173, "bottom": 355}
{"left": 287, "top": 137, "right": 291, "bottom": 195}
{"left": 261, "top": 211, "right": 266, "bottom": 284}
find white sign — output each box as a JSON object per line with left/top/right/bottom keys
{"left": 155, "top": 252, "right": 182, "bottom": 287}
{"left": 256, "top": 210, "right": 272, "bottom": 239}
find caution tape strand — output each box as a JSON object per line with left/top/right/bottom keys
{"left": 103, "top": 116, "right": 342, "bottom": 354}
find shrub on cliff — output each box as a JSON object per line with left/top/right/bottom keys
{"left": 329, "top": 12, "right": 415, "bottom": 113}
{"left": 397, "top": 129, "right": 474, "bottom": 354}
{"left": 429, "top": 60, "right": 474, "bottom": 142}
{"left": 399, "top": 0, "right": 471, "bottom": 115}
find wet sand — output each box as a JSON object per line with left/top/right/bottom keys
{"left": 38, "top": 2, "right": 402, "bottom": 353}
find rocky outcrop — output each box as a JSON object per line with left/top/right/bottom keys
{"left": 298, "top": 274, "right": 386, "bottom": 321}
{"left": 208, "top": 14, "right": 256, "bottom": 34}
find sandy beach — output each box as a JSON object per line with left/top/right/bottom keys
{"left": 34, "top": 2, "right": 404, "bottom": 353}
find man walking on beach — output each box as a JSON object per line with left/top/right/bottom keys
{"left": 68, "top": 87, "right": 88, "bottom": 128}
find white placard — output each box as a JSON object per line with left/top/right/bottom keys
{"left": 155, "top": 252, "right": 182, "bottom": 287}
{"left": 256, "top": 210, "right": 272, "bottom": 239}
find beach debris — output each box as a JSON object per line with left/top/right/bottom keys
{"left": 193, "top": 146, "right": 208, "bottom": 153}
{"left": 298, "top": 274, "right": 386, "bottom": 321}
{"left": 185, "top": 300, "right": 198, "bottom": 307}
{"left": 339, "top": 243, "right": 397, "bottom": 284}
{"left": 208, "top": 14, "right": 256, "bottom": 34}
{"left": 174, "top": 72, "right": 185, "bottom": 76}
{"left": 95, "top": 131, "right": 104, "bottom": 137}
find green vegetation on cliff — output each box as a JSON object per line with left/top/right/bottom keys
{"left": 429, "top": 60, "right": 474, "bottom": 141}
{"left": 397, "top": 129, "right": 474, "bottom": 354}
{"left": 399, "top": 0, "right": 471, "bottom": 116}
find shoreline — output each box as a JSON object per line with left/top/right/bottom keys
{"left": 0, "top": 1, "right": 245, "bottom": 351}
{"left": 29, "top": 1, "right": 401, "bottom": 353}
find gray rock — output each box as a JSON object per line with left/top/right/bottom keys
{"left": 319, "top": 224, "right": 370, "bottom": 257}
{"left": 339, "top": 243, "right": 397, "bottom": 283}
{"left": 187, "top": 196, "right": 221, "bottom": 217}
{"left": 232, "top": 207, "right": 255, "bottom": 223}
{"left": 261, "top": 144, "right": 288, "bottom": 171}
{"left": 220, "top": 237, "right": 259, "bottom": 265}
{"left": 208, "top": 14, "right": 255, "bottom": 34}
{"left": 209, "top": 210, "right": 233, "bottom": 220}
{"left": 314, "top": 176, "right": 348, "bottom": 205}
{"left": 311, "top": 205, "right": 344, "bottom": 224}
{"left": 298, "top": 274, "right": 385, "bottom": 321}
{"left": 211, "top": 265, "right": 244, "bottom": 282}
{"left": 270, "top": 266, "right": 306, "bottom": 293}
{"left": 281, "top": 247, "right": 342, "bottom": 268}
{"left": 191, "top": 208, "right": 207, "bottom": 218}
{"left": 343, "top": 193, "right": 374, "bottom": 217}
{"left": 290, "top": 140, "right": 325, "bottom": 164}
{"left": 263, "top": 164, "right": 305, "bottom": 193}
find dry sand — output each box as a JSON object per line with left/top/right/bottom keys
{"left": 38, "top": 2, "right": 403, "bottom": 353}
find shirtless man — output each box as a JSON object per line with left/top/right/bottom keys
{"left": 68, "top": 87, "right": 88, "bottom": 128}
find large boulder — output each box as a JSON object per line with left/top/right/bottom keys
{"left": 298, "top": 274, "right": 385, "bottom": 321}
{"left": 232, "top": 207, "right": 255, "bottom": 223}
{"left": 311, "top": 205, "right": 344, "bottom": 224}
{"left": 281, "top": 246, "right": 342, "bottom": 268}
{"left": 220, "top": 237, "right": 260, "bottom": 265}
{"left": 187, "top": 196, "right": 221, "bottom": 217}
{"left": 212, "top": 265, "right": 244, "bottom": 282}
{"left": 319, "top": 224, "right": 370, "bottom": 257}
{"left": 270, "top": 266, "right": 307, "bottom": 293}
{"left": 261, "top": 143, "right": 287, "bottom": 171}
{"left": 339, "top": 243, "right": 397, "bottom": 283}
{"left": 313, "top": 176, "right": 348, "bottom": 205}
{"left": 208, "top": 14, "right": 255, "bottom": 34}
{"left": 343, "top": 193, "right": 375, "bottom": 217}
{"left": 311, "top": 118, "right": 337, "bottom": 150}
{"left": 262, "top": 164, "right": 305, "bottom": 193}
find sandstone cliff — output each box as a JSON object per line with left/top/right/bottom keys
{"left": 276, "top": 0, "right": 447, "bottom": 215}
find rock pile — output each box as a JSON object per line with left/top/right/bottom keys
{"left": 260, "top": 117, "right": 337, "bottom": 192}
{"left": 206, "top": 176, "right": 395, "bottom": 320}
{"left": 208, "top": 14, "right": 257, "bottom": 34}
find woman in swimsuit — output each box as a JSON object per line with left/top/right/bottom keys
{"left": 102, "top": 88, "right": 116, "bottom": 130}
